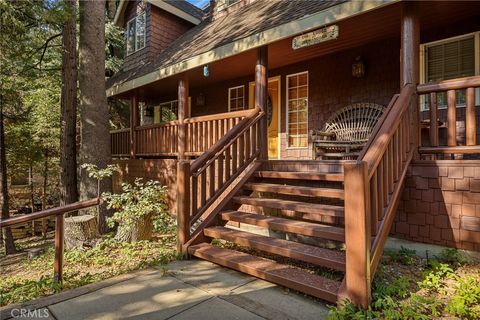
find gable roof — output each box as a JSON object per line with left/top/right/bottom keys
{"left": 113, "top": 0, "right": 204, "bottom": 27}
{"left": 107, "top": 0, "right": 397, "bottom": 97}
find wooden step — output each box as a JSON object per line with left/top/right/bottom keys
{"left": 244, "top": 182, "right": 344, "bottom": 199}
{"left": 233, "top": 196, "right": 344, "bottom": 217}
{"left": 221, "top": 211, "right": 345, "bottom": 242}
{"left": 204, "top": 226, "right": 345, "bottom": 271}
{"left": 254, "top": 171, "right": 344, "bottom": 182}
{"left": 188, "top": 243, "right": 341, "bottom": 303}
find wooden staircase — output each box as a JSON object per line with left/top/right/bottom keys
{"left": 178, "top": 82, "right": 426, "bottom": 307}
{"left": 188, "top": 165, "right": 348, "bottom": 303}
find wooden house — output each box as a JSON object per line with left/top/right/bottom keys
{"left": 107, "top": 0, "right": 480, "bottom": 307}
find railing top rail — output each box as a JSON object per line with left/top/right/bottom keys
{"left": 0, "top": 198, "right": 101, "bottom": 228}
{"left": 190, "top": 107, "right": 261, "bottom": 173}
{"left": 185, "top": 108, "right": 255, "bottom": 123}
{"left": 110, "top": 128, "right": 131, "bottom": 134}
{"left": 135, "top": 120, "right": 179, "bottom": 130}
{"left": 417, "top": 75, "right": 480, "bottom": 94}
{"left": 359, "top": 83, "right": 415, "bottom": 176}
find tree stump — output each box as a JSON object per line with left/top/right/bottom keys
{"left": 64, "top": 215, "right": 99, "bottom": 250}
{"left": 114, "top": 213, "right": 153, "bottom": 243}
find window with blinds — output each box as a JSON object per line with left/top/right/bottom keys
{"left": 424, "top": 35, "right": 476, "bottom": 109}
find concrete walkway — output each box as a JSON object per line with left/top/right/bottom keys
{"left": 1, "top": 259, "right": 331, "bottom": 320}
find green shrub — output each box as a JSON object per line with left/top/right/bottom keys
{"left": 385, "top": 246, "right": 417, "bottom": 265}
{"left": 446, "top": 276, "right": 480, "bottom": 319}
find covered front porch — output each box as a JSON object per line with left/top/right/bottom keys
{"left": 109, "top": 1, "right": 479, "bottom": 162}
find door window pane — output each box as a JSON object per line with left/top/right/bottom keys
{"left": 286, "top": 72, "right": 308, "bottom": 148}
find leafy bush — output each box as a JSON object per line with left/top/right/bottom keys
{"left": 419, "top": 261, "right": 455, "bottom": 291}
{"left": 446, "top": 276, "right": 480, "bottom": 319}
{"left": 103, "top": 178, "right": 172, "bottom": 233}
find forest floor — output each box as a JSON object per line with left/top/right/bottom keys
{"left": 0, "top": 232, "right": 177, "bottom": 307}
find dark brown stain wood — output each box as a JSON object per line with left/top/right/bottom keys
{"left": 254, "top": 171, "right": 344, "bottom": 182}
{"left": 244, "top": 182, "right": 344, "bottom": 199}
{"left": 188, "top": 243, "right": 341, "bottom": 303}
{"left": 221, "top": 210, "right": 345, "bottom": 241}
{"left": 233, "top": 196, "right": 344, "bottom": 217}
{"left": 204, "top": 226, "right": 346, "bottom": 271}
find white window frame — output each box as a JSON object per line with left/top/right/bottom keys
{"left": 228, "top": 85, "right": 245, "bottom": 112}
{"left": 419, "top": 31, "right": 480, "bottom": 111}
{"left": 126, "top": 11, "right": 146, "bottom": 56}
{"left": 286, "top": 71, "right": 309, "bottom": 149}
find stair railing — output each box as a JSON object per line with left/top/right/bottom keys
{"left": 177, "top": 107, "right": 264, "bottom": 253}
{"left": 343, "top": 83, "right": 416, "bottom": 307}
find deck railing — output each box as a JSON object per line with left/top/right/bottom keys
{"left": 417, "top": 75, "right": 480, "bottom": 157}
{"left": 0, "top": 199, "right": 101, "bottom": 283}
{"left": 136, "top": 121, "right": 178, "bottom": 157}
{"left": 177, "top": 107, "right": 264, "bottom": 253}
{"left": 343, "top": 83, "right": 417, "bottom": 307}
{"left": 111, "top": 128, "right": 130, "bottom": 157}
{"left": 111, "top": 109, "right": 253, "bottom": 158}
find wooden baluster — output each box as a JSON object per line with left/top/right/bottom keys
{"left": 245, "top": 126, "right": 251, "bottom": 159}
{"left": 371, "top": 172, "right": 378, "bottom": 236}
{"left": 388, "top": 141, "right": 394, "bottom": 194}
{"left": 344, "top": 161, "right": 371, "bottom": 308}
{"left": 217, "top": 154, "right": 224, "bottom": 190}
{"left": 466, "top": 87, "right": 476, "bottom": 146}
{"left": 177, "top": 160, "right": 190, "bottom": 254}
{"left": 54, "top": 214, "right": 64, "bottom": 283}
{"left": 232, "top": 139, "right": 238, "bottom": 171}
{"left": 191, "top": 175, "right": 198, "bottom": 216}
{"left": 200, "top": 171, "right": 207, "bottom": 208}
{"left": 377, "top": 159, "right": 384, "bottom": 221}
{"left": 209, "top": 161, "right": 215, "bottom": 197}
{"left": 239, "top": 130, "right": 245, "bottom": 167}
{"left": 208, "top": 120, "right": 213, "bottom": 149}
{"left": 225, "top": 145, "right": 231, "bottom": 180}
{"left": 429, "top": 92, "right": 438, "bottom": 148}
{"left": 202, "top": 122, "right": 207, "bottom": 152}
{"left": 447, "top": 89, "right": 456, "bottom": 147}
{"left": 252, "top": 120, "right": 257, "bottom": 153}
{"left": 382, "top": 155, "right": 388, "bottom": 212}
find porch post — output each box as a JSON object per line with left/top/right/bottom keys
{"left": 178, "top": 76, "right": 189, "bottom": 160}
{"left": 130, "top": 93, "right": 138, "bottom": 158}
{"left": 401, "top": 1, "right": 420, "bottom": 154}
{"left": 255, "top": 46, "right": 269, "bottom": 160}
{"left": 177, "top": 75, "right": 190, "bottom": 255}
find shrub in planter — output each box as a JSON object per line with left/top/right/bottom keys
{"left": 103, "top": 179, "right": 169, "bottom": 242}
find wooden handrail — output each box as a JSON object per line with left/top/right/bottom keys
{"left": 0, "top": 198, "right": 101, "bottom": 284}
{"left": 190, "top": 107, "right": 260, "bottom": 173}
{"left": 360, "top": 84, "right": 415, "bottom": 177}
{"left": 135, "top": 121, "right": 178, "bottom": 130}
{"left": 185, "top": 108, "right": 254, "bottom": 123}
{"left": 192, "top": 111, "right": 264, "bottom": 177}
{"left": 110, "top": 128, "right": 131, "bottom": 134}
{"left": 0, "top": 198, "right": 101, "bottom": 228}
{"left": 417, "top": 75, "right": 480, "bottom": 94}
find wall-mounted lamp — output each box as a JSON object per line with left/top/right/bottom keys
{"left": 352, "top": 56, "right": 365, "bottom": 78}
{"left": 203, "top": 65, "right": 209, "bottom": 77}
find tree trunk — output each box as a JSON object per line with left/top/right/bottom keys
{"left": 64, "top": 215, "right": 99, "bottom": 250}
{"left": 41, "top": 149, "right": 49, "bottom": 238}
{"left": 0, "top": 101, "right": 17, "bottom": 255}
{"left": 60, "top": 0, "right": 79, "bottom": 209}
{"left": 114, "top": 214, "right": 153, "bottom": 243}
{"left": 79, "top": 0, "right": 112, "bottom": 234}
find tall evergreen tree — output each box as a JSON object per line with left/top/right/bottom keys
{"left": 59, "top": 0, "right": 78, "bottom": 207}
{"left": 79, "top": 0, "right": 112, "bottom": 233}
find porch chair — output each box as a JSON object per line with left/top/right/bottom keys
{"left": 310, "top": 102, "right": 386, "bottom": 160}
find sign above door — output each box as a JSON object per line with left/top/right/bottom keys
{"left": 292, "top": 25, "right": 339, "bottom": 50}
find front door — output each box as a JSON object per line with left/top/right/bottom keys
{"left": 249, "top": 77, "right": 280, "bottom": 159}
